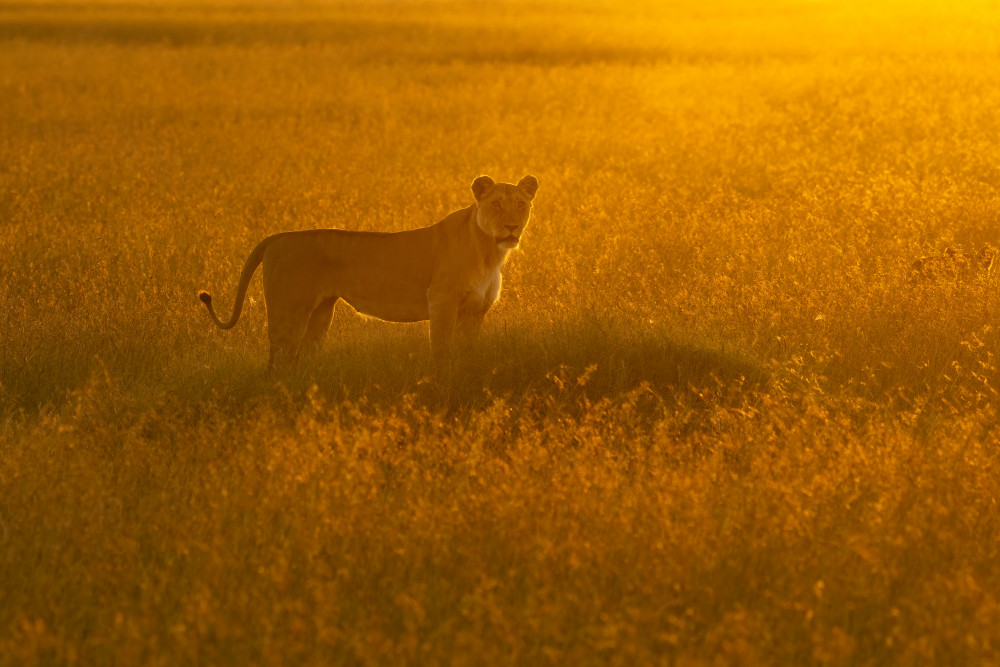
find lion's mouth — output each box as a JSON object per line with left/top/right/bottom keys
{"left": 496, "top": 235, "right": 519, "bottom": 245}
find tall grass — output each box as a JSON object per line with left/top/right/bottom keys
{"left": 3, "top": 0, "right": 1000, "bottom": 664}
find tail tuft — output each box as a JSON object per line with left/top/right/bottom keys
{"left": 198, "top": 291, "right": 212, "bottom": 305}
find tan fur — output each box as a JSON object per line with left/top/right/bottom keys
{"left": 199, "top": 175, "right": 538, "bottom": 369}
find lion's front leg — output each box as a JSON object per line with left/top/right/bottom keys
{"left": 428, "top": 297, "right": 459, "bottom": 365}
{"left": 456, "top": 310, "right": 486, "bottom": 343}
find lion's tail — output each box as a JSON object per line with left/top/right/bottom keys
{"left": 198, "top": 236, "right": 272, "bottom": 330}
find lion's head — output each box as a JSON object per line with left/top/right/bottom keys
{"left": 471, "top": 175, "right": 538, "bottom": 249}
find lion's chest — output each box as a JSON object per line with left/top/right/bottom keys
{"left": 461, "top": 266, "right": 502, "bottom": 313}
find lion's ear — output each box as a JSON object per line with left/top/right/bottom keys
{"left": 517, "top": 175, "right": 538, "bottom": 199}
{"left": 472, "top": 175, "right": 496, "bottom": 201}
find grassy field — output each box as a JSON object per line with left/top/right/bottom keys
{"left": 3, "top": 0, "right": 1000, "bottom": 664}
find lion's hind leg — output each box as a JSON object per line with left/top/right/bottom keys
{"left": 265, "top": 299, "right": 315, "bottom": 372}
{"left": 300, "top": 297, "right": 338, "bottom": 358}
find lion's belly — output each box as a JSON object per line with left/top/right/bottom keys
{"left": 342, "top": 297, "right": 430, "bottom": 323}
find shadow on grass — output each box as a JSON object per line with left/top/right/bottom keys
{"left": 0, "top": 325, "right": 172, "bottom": 419}
{"left": 0, "top": 9, "right": 767, "bottom": 67}
{"left": 170, "top": 322, "right": 770, "bottom": 415}
{"left": 0, "top": 320, "right": 769, "bottom": 422}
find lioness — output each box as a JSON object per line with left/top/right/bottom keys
{"left": 198, "top": 174, "right": 537, "bottom": 369}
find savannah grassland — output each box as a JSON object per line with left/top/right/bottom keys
{"left": 3, "top": 0, "right": 1000, "bottom": 664}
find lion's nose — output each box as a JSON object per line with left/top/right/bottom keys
{"left": 504, "top": 224, "right": 519, "bottom": 233}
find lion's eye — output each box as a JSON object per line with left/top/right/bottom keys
{"left": 518, "top": 201, "right": 525, "bottom": 209}
{"left": 492, "top": 201, "right": 502, "bottom": 209}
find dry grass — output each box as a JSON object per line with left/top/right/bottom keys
{"left": 3, "top": 0, "right": 1000, "bottom": 664}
